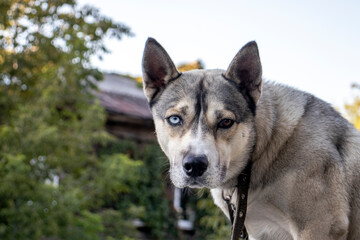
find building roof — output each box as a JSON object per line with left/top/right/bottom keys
{"left": 97, "top": 73, "right": 152, "bottom": 120}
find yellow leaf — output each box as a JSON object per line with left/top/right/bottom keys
{"left": 344, "top": 96, "right": 360, "bottom": 130}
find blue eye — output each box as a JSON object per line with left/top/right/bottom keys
{"left": 167, "top": 115, "right": 182, "bottom": 126}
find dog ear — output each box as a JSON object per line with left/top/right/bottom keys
{"left": 225, "top": 41, "right": 262, "bottom": 104}
{"left": 142, "top": 38, "right": 180, "bottom": 102}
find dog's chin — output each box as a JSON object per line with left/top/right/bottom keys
{"left": 172, "top": 179, "right": 204, "bottom": 189}
{"left": 185, "top": 180, "right": 208, "bottom": 189}
{"left": 172, "top": 177, "right": 221, "bottom": 189}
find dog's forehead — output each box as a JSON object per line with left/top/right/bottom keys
{"left": 153, "top": 69, "right": 251, "bottom": 121}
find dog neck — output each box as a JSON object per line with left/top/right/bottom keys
{"left": 250, "top": 83, "right": 307, "bottom": 188}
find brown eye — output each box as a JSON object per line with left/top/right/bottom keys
{"left": 218, "top": 119, "right": 234, "bottom": 129}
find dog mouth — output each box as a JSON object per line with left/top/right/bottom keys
{"left": 186, "top": 179, "right": 206, "bottom": 188}
{"left": 172, "top": 175, "right": 209, "bottom": 189}
{"left": 182, "top": 174, "right": 223, "bottom": 189}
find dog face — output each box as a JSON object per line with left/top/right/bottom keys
{"left": 142, "top": 38, "right": 262, "bottom": 189}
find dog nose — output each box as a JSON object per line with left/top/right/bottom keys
{"left": 183, "top": 155, "right": 208, "bottom": 177}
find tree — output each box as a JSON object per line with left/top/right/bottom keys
{"left": 97, "top": 141, "right": 179, "bottom": 239}
{"left": 0, "top": 0, "right": 133, "bottom": 239}
{"left": 344, "top": 84, "right": 360, "bottom": 130}
{"left": 177, "top": 60, "right": 204, "bottom": 72}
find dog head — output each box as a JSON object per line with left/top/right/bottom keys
{"left": 142, "top": 38, "right": 262, "bottom": 189}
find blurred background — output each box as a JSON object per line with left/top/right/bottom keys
{"left": 0, "top": 0, "right": 359, "bottom": 239}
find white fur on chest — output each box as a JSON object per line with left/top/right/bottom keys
{"left": 211, "top": 188, "right": 299, "bottom": 240}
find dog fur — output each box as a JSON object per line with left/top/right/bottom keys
{"left": 141, "top": 38, "right": 360, "bottom": 240}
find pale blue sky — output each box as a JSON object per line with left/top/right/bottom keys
{"left": 79, "top": 0, "right": 360, "bottom": 108}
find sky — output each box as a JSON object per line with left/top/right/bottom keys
{"left": 79, "top": 0, "right": 360, "bottom": 108}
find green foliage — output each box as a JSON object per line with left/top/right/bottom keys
{"left": 0, "top": 0, "right": 133, "bottom": 239}
{"left": 86, "top": 153, "right": 143, "bottom": 211}
{"left": 99, "top": 141, "right": 178, "bottom": 239}
{"left": 134, "top": 144, "right": 177, "bottom": 239}
{"left": 86, "top": 153, "right": 141, "bottom": 240}
{"left": 100, "top": 209, "right": 136, "bottom": 240}
{"left": 175, "top": 189, "right": 231, "bottom": 240}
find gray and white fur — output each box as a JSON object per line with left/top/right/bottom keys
{"left": 142, "top": 37, "right": 360, "bottom": 240}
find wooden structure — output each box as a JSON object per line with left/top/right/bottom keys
{"left": 97, "top": 73, "right": 155, "bottom": 142}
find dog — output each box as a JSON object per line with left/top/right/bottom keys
{"left": 141, "top": 37, "right": 360, "bottom": 240}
